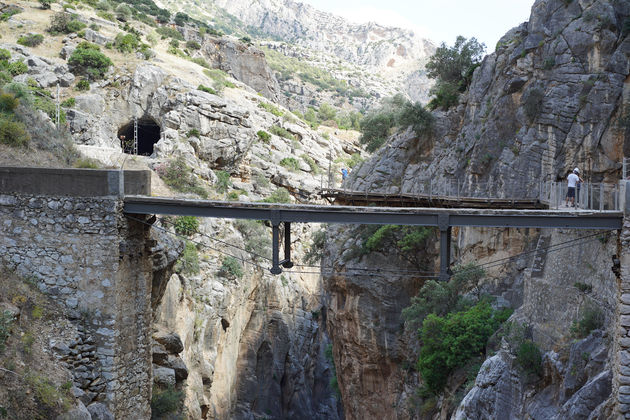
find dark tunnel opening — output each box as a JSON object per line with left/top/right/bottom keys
{"left": 117, "top": 118, "right": 161, "bottom": 156}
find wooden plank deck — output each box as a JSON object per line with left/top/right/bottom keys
{"left": 319, "top": 188, "right": 548, "bottom": 209}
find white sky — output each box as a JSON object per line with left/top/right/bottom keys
{"left": 299, "top": 0, "right": 534, "bottom": 50}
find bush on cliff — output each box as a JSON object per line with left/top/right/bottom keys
{"left": 403, "top": 263, "right": 512, "bottom": 395}
{"left": 417, "top": 300, "right": 510, "bottom": 393}
{"left": 67, "top": 42, "right": 113, "bottom": 80}
{"left": 359, "top": 94, "right": 433, "bottom": 152}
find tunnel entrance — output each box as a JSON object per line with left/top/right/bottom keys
{"left": 117, "top": 118, "right": 161, "bottom": 156}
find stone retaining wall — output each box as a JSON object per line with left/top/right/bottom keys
{"left": 0, "top": 193, "right": 153, "bottom": 418}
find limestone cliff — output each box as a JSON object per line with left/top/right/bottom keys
{"left": 324, "top": 0, "right": 630, "bottom": 418}
{"left": 156, "top": 0, "right": 435, "bottom": 108}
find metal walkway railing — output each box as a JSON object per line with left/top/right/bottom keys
{"left": 539, "top": 181, "right": 624, "bottom": 211}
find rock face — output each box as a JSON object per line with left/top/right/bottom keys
{"left": 350, "top": 0, "right": 630, "bottom": 194}
{"left": 455, "top": 332, "right": 612, "bottom": 420}
{"left": 159, "top": 0, "right": 435, "bottom": 108}
{"left": 200, "top": 36, "right": 281, "bottom": 103}
{"left": 323, "top": 0, "right": 629, "bottom": 418}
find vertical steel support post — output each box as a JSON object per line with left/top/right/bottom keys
{"left": 600, "top": 184, "right": 604, "bottom": 211}
{"left": 438, "top": 214, "right": 451, "bottom": 282}
{"left": 270, "top": 210, "right": 282, "bottom": 275}
{"left": 282, "top": 222, "right": 294, "bottom": 268}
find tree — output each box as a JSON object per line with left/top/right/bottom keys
{"left": 426, "top": 36, "right": 485, "bottom": 110}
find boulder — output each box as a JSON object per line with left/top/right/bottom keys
{"left": 153, "top": 331, "right": 184, "bottom": 354}
{"left": 153, "top": 365, "right": 176, "bottom": 388}
{"left": 165, "top": 355, "right": 189, "bottom": 382}
{"left": 86, "top": 402, "right": 114, "bottom": 420}
{"left": 56, "top": 401, "right": 91, "bottom": 420}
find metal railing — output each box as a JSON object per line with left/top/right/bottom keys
{"left": 539, "top": 181, "right": 623, "bottom": 211}
{"left": 330, "top": 178, "right": 624, "bottom": 212}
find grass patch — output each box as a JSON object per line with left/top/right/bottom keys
{"left": 279, "top": 157, "right": 300, "bottom": 171}
{"left": 258, "top": 101, "right": 283, "bottom": 117}
{"left": 156, "top": 158, "right": 208, "bottom": 198}
{"left": 269, "top": 125, "right": 295, "bottom": 140}
{"left": 261, "top": 188, "right": 291, "bottom": 203}
{"left": 175, "top": 241, "right": 199, "bottom": 275}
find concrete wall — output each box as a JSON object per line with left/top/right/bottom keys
{"left": 0, "top": 191, "right": 153, "bottom": 418}
{"left": 0, "top": 166, "right": 151, "bottom": 197}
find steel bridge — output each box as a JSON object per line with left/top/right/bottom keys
{"left": 124, "top": 196, "right": 624, "bottom": 280}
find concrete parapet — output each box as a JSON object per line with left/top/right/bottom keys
{"left": 0, "top": 166, "right": 151, "bottom": 197}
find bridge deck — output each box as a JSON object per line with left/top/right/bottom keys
{"left": 124, "top": 196, "right": 622, "bottom": 230}
{"left": 319, "top": 188, "right": 547, "bottom": 209}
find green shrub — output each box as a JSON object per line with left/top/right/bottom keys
{"left": 234, "top": 219, "right": 271, "bottom": 259}
{"left": 359, "top": 94, "right": 431, "bottom": 152}
{"left": 0, "top": 48, "right": 10, "bottom": 61}
{"left": 301, "top": 154, "right": 319, "bottom": 174}
{"left": 189, "top": 57, "right": 210, "bottom": 68}
{"left": 570, "top": 305, "right": 604, "bottom": 338}
{"left": 38, "top": 0, "right": 52, "bottom": 9}
{"left": 174, "top": 215, "right": 199, "bottom": 236}
{"left": 157, "top": 157, "right": 208, "bottom": 198}
{"left": 151, "top": 386, "right": 183, "bottom": 417}
{"left": 7, "top": 60, "right": 28, "bottom": 76}
{"left": 219, "top": 256, "right": 243, "bottom": 279}
{"left": 203, "top": 68, "right": 235, "bottom": 91}
{"left": 227, "top": 190, "right": 246, "bottom": 200}
{"left": 156, "top": 26, "right": 184, "bottom": 41}
{"left": 279, "top": 157, "right": 300, "bottom": 171}
{"left": 68, "top": 42, "right": 113, "bottom": 79}
{"left": 269, "top": 125, "right": 295, "bottom": 140}
{"left": 542, "top": 57, "right": 555, "bottom": 70}
{"left": 113, "top": 32, "right": 140, "bottom": 53}
{"left": 61, "top": 97, "right": 76, "bottom": 107}
{"left": 186, "top": 128, "right": 200, "bottom": 138}
{"left": 186, "top": 40, "right": 201, "bottom": 50}
{"left": 76, "top": 79, "right": 90, "bottom": 91}
{"left": 262, "top": 187, "right": 291, "bottom": 203}
{"left": 402, "top": 262, "right": 484, "bottom": 330}
{"left": 427, "top": 81, "right": 460, "bottom": 110}
{"left": 304, "top": 229, "right": 326, "bottom": 264}
{"left": 257, "top": 130, "right": 271, "bottom": 143}
{"left": 176, "top": 241, "right": 199, "bottom": 275}
{"left": 197, "top": 84, "right": 216, "bottom": 95}
{"left": 516, "top": 340, "right": 542, "bottom": 376}
{"left": 523, "top": 88, "right": 544, "bottom": 122}
{"left": 417, "top": 301, "right": 506, "bottom": 393}
{"left": 574, "top": 282, "right": 593, "bottom": 293}
{"left": 0, "top": 117, "right": 30, "bottom": 147}
{"left": 66, "top": 19, "right": 87, "bottom": 34}
{"left": 174, "top": 11, "right": 189, "bottom": 26}
{"left": 115, "top": 4, "right": 132, "bottom": 21}
{"left": 0, "top": 310, "right": 14, "bottom": 353}
{"left": 96, "top": 11, "right": 115, "bottom": 22}
{"left": 17, "top": 34, "right": 45, "bottom": 47}
{"left": 0, "top": 93, "right": 19, "bottom": 112}
{"left": 214, "top": 170, "right": 231, "bottom": 194}
{"left": 258, "top": 101, "right": 284, "bottom": 116}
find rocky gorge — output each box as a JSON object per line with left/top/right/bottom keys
{"left": 0, "top": 0, "right": 629, "bottom": 419}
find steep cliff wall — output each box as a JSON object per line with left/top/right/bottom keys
{"left": 325, "top": 0, "right": 630, "bottom": 418}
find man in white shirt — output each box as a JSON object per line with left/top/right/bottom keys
{"left": 566, "top": 168, "right": 582, "bottom": 207}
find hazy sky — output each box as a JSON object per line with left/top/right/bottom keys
{"left": 299, "top": 0, "right": 534, "bottom": 50}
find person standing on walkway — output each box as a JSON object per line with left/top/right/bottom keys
{"left": 341, "top": 168, "right": 348, "bottom": 181}
{"left": 566, "top": 168, "right": 581, "bottom": 207}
